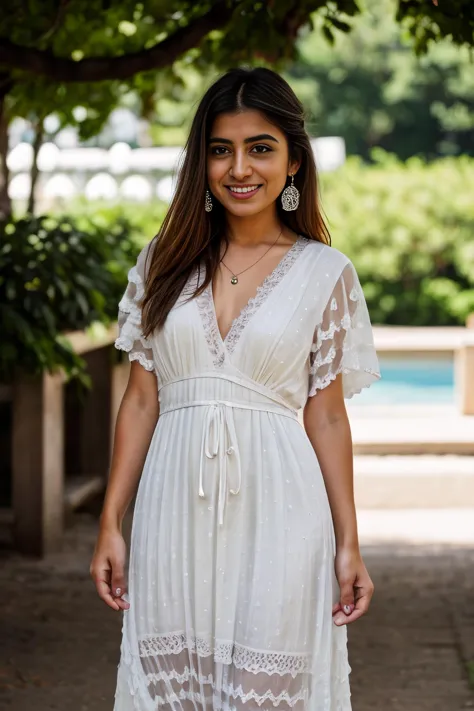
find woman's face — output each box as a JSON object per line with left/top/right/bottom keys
{"left": 206, "top": 109, "right": 299, "bottom": 218}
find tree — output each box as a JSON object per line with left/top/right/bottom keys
{"left": 0, "top": 0, "right": 362, "bottom": 220}
{"left": 0, "top": 0, "right": 473, "bottom": 219}
{"left": 1, "top": 1, "right": 473, "bottom": 84}
{"left": 287, "top": 0, "right": 474, "bottom": 159}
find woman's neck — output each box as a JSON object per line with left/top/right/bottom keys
{"left": 225, "top": 207, "right": 286, "bottom": 247}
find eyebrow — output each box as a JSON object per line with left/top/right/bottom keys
{"left": 208, "top": 133, "right": 279, "bottom": 145}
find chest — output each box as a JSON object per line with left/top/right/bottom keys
{"left": 211, "top": 244, "right": 299, "bottom": 343}
{"left": 162, "top": 237, "right": 322, "bottom": 371}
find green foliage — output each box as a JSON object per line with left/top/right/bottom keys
{"left": 61, "top": 197, "right": 169, "bottom": 248}
{"left": 0, "top": 214, "right": 140, "bottom": 383}
{"left": 2, "top": 0, "right": 473, "bottom": 148}
{"left": 1, "top": 0, "right": 362, "bottom": 134}
{"left": 397, "top": 0, "right": 474, "bottom": 52}
{"left": 287, "top": 0, "right": 474, "bottom": 159}
{"left": 321, "top": 153, "right": 474, "bottom": 325}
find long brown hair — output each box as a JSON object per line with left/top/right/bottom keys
{"left": 142, "top": 66, "right": 330, "bottom": 337}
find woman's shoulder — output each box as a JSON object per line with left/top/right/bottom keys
{"left": 133, "top": 237, "right": 158, "bottom": 280}
{"left": 301, "top": 237, "right": 353, "bottom": 274}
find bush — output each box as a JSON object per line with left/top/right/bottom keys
{"left": 0, "top": 215, "right": 140, "bottom": 383}
{"left": 61, "top": 198, "right": 168, "bottom": 250}
{"left": 321, "top": 152, "right": 474, "bottom": 325}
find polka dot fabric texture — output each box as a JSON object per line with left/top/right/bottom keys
{"left": 114, "top": 237, "right": 380, "bottom": 711}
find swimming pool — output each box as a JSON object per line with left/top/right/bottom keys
{"left": 351, "top": 354, "right": 455, "bottom": 405}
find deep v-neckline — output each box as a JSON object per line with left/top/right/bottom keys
{"left": 196, "top": 235, "right": 310, "bottom": 366}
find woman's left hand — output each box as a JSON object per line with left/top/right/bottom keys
{"left": 332, "top": 547, "right": 374, "bottom": 626}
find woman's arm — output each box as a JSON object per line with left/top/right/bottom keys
{"left": 101, "top": 361, "right": 159, "bottom": 530}
{"left": 303, "top": 373, "right": 357, "bottom": 550}
{"left": 303, "top": 373, "right": 374, "bottom": 626}
{"left": 90, "top": 361, "right": 159, "bottom": 611}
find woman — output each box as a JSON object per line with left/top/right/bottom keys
{"left": 90, "top": 67, "right": 381, "bottom": 711}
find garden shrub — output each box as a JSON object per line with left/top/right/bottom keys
{"left": 0, "top": 215, "right": 140, "bottom": 383}
{"left": 321, "top": 153, "right": 474, "bottom": 325}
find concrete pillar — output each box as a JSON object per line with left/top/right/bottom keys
{"left": 455, "top": 342, "right": 474, "bottom": 416}
{"left": 12, "top": 371, "right": 65, "bottom": 556}
{"left": 78, "top": 348, "right": 112, "bottom": 480}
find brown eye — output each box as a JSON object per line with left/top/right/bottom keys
{"left": 251, "top": 144, "right": 272, "bottom": 153}
{"left": 210, "top": 146, "right": 230, "bottom": 155}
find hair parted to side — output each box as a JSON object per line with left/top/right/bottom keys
{"left": 141, "top": 66, "right": 330, "bottom": 337}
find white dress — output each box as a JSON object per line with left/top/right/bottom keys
{"left": 113, "top": 235, "right": 380, "bottom": 711}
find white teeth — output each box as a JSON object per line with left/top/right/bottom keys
{"left": 228, "top": 186, "right": 259, "bottom": 194}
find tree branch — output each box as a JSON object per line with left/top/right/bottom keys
{"left": 0, "top": 1, "right": 234, "bottom": 82}
{"left": 38, "top": 0, "right": 73, "bottom": 44}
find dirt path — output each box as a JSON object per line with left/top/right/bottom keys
{"left": 1, "top": 510, "right": 473, "bottom": 711}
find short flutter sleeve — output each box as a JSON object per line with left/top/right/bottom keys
{"left": 114, "top": 243, "right": 155, "bottom": 373}
{"left": 308, "top": 260, "right": 380, "bottom": 399}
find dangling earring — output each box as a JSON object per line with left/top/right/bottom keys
{"left": 281, "top": 174, "right": 300, "bottom": 211}
{"left": 205, "top": 189, "right": 213, "bottom": 213}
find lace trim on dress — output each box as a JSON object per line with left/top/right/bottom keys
{"left": 196, "top": 282, "right": 227, "bottom": 368}
{"left": 128, "top": 350, "right": 155, "bottom": 372}
{"left": 138, "top": 633, "right": 311, "bottom": 677}
{"left": 312, "top": 313, "right": 352, "bottom": 351}
{"left": 140, "top": 684, "right": 308, "bottom": 708}
{"left": 308, "top": 282, "right": 381, "bottom": 399}
{"left": 196, "top": 236, "right": 310, "bottom": 367}
{"left": 127, "top": 265, "right": 145, "bottom": 297}
{"left": 223, "top": 236, "right": 310, "bottom": 356}
{"left": 117, "top": 627, "right": 351, "bottom": 711}
{"left": 114, "top": 264, "right": 155, "bottom": 373}
{"left": 308, "top": 364, "right": 381, "bottom": 398}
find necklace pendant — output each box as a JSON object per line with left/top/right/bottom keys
{"left": 230, "top": 275, "right": 238, "bottom": 285}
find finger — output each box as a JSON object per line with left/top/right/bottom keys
{"left": 333, "top": 607, "right": 365, "bottom": 626}
{"left": 110, "top": 567, "right": 130, "bottom": 611}
{"left": 114, "top": 592, "right": 130, "bottom": 610}
{"left": 114, "top": 597, "right": 130, "bottom": 610}
{"left": 95, "top": 579, "right": 120, "bottom": 611}
{"left": 111, "top": 568, "right": 128, "bottom": 600}
{"left": 332, "top": 602, "right": 342, "bottom": 615}
{"left": 339, "top": 580, "right": 355, "bottom": 616}
{"left": 334, "top": 595, "right": 371, "bottom": 626}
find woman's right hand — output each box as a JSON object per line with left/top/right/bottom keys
{"left": 90, "top": 528, "right": 131, "bottom": 611}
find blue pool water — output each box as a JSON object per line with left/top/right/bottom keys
{"left": 351, "top": 355, "right": 455, "bottom": 405}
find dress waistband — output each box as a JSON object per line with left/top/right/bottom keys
{"left": 158, "top": 374, "right": 300, "bottom": 525}
{"left": 158, "top": 372, "right": 299, "bottom": 416}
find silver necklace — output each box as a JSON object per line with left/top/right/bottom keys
{"left": 220, "top": 229, "right": 283, "bottom": 285}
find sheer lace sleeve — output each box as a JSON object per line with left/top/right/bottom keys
{"left": 114, "top": 242, "right": 156, "bottom": 373}
{"left": 308, "top": 260, "right": 380, "bottom": 399}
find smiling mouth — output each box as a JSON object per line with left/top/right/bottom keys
{"left": 225, "top": 185, "right": 262, "bottom": 199}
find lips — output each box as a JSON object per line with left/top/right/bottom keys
{"left": 225, "top": 185, "right": 262, "bottom": 199}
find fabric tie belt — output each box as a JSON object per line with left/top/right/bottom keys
{"left": 158, "top": 374, "right": 301, "bottom": 525}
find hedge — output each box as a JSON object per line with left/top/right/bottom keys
{"left": 0, "top": 215, "right": 140, "bottom": 383}
{"left": 321, "top": 152, "right": 474, "bottom": 325}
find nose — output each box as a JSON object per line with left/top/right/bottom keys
{"left": 230, "top": 148, "right": 252, "bottom": 181}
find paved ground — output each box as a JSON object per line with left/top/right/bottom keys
{"left": 0, "top": 506, "right": 473, "bottom": 711}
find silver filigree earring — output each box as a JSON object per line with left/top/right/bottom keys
{"left": 281, "top": 174, "right": 300, "bottom": 211}
{"left": 205, "top": 189, "right": 213, "bottom": 213}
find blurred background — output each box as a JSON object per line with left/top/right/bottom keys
{"left": 1, "top": 1, "right": 474, "bottom": 709}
